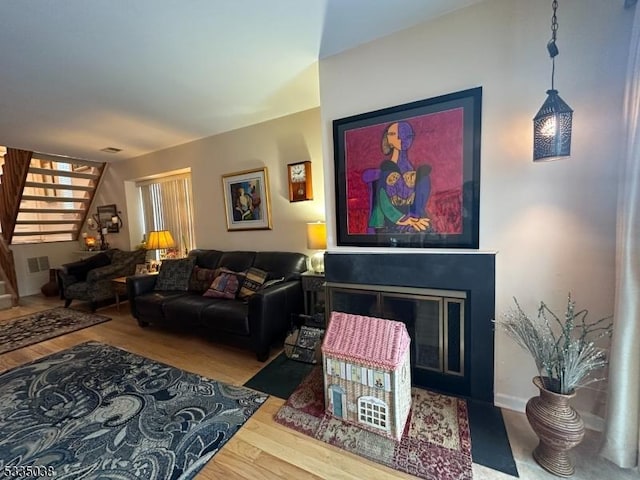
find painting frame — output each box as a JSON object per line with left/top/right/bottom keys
{"left": 96, "top": 204, "right": 119, "bottom": 233}
{"left": 221, "top": 167, "right": 272, "bottom": 231}
{"left": 333, "top": 87, "right": 482, "bottom": 249}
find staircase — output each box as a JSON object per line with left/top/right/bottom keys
{"left": 0, "top": 147, "right": 107, "bottom": 302}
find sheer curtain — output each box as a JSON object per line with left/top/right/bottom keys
{"left": 138, "top": 173, "right": 196, "bottom": 257}
{"left": 600, "top": 3, "right": 640, "bottom": 469}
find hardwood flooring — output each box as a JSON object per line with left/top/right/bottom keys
{"left": 3, "top": 295, "right": 633, "bottom": 480}
{"left": 0, "top": 295, "right": 415, "bottom": 480}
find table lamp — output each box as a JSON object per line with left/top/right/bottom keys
{"left": 146, "top": 230, "right": 176, "bottom": 260}
{"left": 306, "top": 221, "right": 326, "bottom": 274}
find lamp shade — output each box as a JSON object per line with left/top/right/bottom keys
{"left": 533, "top": 89, "right": 573, "bottom": 161}
{"left": 146, "top": 230, "right": 176, "bottom": 250}
{"left": 306, "top": 222, "right": 326, "bottom": 250}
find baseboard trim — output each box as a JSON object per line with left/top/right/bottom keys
{"left": 495, "top": 393, "right": 605, "bottom": 432}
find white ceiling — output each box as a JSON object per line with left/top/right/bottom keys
{"left": 0, "top": 0, "right": 483, "bottom": 161}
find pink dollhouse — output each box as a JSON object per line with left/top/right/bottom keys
{"left": 321, "top": 311, "right": 412, "bottom": 440}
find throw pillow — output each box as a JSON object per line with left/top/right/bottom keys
{"left": 203, "top": 268, "right": 246, "bottom": 299}
{"left": 154, "top": 257, "right": 196, "bottom": 291}
{"left": 261, "top": 276, "right": 285, "bottom": 289}
{"left": 189, "top": 266, "right": 220, "bottom": 293}
{"left": 238, "top": 267, "right": 268, "bottom": 300}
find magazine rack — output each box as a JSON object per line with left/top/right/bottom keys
{"left": 284, "top": 325, "right": 324, "bottom": 364}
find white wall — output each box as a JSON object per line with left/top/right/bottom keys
{"left": 94, "top": 108, "right": 325, "bottom": 258}
{"left": 318, "top": 0, "right": 633, "bottom": 421}
{"left": 12, "top": 241, "right": 81, "bottom": 296}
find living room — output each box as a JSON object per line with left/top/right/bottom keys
{"left": 1, "top": 0, "right": 638, "bottom": 479}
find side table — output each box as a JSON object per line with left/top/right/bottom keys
{"left": 301, "top": 271, "right": 325, "bottom": 318}
{"left": 111, "top": 276, "right": 128, "bottom": 311}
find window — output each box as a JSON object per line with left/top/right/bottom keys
{"left": 137, "top": 172, "right": 195, "bottom": 257}
{"left": 358, "top": 396, "right": 389, "bottom": 431}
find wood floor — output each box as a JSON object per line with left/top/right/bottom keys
{"left": 0, "top": 295, "right": 416, "bottom": 480}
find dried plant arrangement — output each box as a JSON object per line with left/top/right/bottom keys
{"left": 497, "top": 293, "right": 613, "bottom": 394}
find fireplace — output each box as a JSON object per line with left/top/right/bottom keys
{"left": 324, "top": 252, "right": 495, "bottom": 403}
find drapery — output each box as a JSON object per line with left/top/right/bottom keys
{"left": 600, "top": 3, "right": 640, "bottom": 469}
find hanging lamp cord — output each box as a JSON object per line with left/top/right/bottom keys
{"left": 548, "top": 0, "right": 559, "bottom": 90}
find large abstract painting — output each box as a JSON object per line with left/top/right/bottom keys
{"left": 333, "top": 87, "right": 482, "bottom": 248}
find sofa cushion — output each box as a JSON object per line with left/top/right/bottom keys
{"left": 155, "top": 257, "right": 196, "bottom": 291}
{"left": 163, "top": 294, "right": 220, "bottom": 323}
{"left": 217, "top": 251, "right": 256, "bottom": 272}
{"left": 200, "top": 301, "right": 250, "bottom": 336}
{"left": 65, "top": 252, "right": 111, "bottom": 281}
{"left": 135, "top": 291, "right": 186, "bottom": 319}
{"left": 238, "top": 267, "right": 268, "bottom": 299}
{"left": 253, "top": 251, "right": 307, "bottom": 279}
{"left": 203, "top": 269, "right": 245, "bottom": 299}
{"left": 189, "top": 266, "right": 220, "bottom": 293}
{"left": 188, "top": 249, "right": 224, "bottom": 269}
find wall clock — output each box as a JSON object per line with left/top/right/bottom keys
{"left": 287, "top": 161, "right": 313, "bottom": 202}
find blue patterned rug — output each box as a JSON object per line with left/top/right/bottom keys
{"left": 0, "top": 342, "right": 267, "bottom": 479}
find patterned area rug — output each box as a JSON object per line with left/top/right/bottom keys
{"left": 0, "top": 342, "right": 267, "bottom": 479}
{"left": 0, "top": 307, "right": 111, "bottom": 355}
{"left": 274, "top": 367, "right": 472, "bottom": 480}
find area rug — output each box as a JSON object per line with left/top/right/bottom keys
{"left": 245, "top": 351, "right": 315, "bottom": 399}
{"left": 0, "top": 341, "right": 267, "bottom": 479}
{"left": 0, "top": 307, "right": 111, "bottom": 355}
{"left": 247, "top": 352, "right": 519, "bottom": 477}
{"left": 274, "top": 367, "right": 472, "bottom": 480}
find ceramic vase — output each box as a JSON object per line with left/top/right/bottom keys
{"left": 525, "top": 376, "right": 585, "bottom": 477}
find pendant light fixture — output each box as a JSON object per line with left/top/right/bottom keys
{"left": 533, "top": 0, "right": 573, "bottom": 162}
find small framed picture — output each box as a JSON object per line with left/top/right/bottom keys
{"left": 221, "top": 167, "right": 272, "bottom": 231}
{"left": 135, "top": 264, "right": 148, "bottom": 275}
{"left": 146, "top": 260, "right": 159, "bottom": 273}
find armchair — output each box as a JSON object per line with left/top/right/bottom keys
{"left": 59, "top": 249, "right": 146, "bottom": 311}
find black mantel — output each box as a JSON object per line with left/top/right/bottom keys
{"left": 324, "top": 251, "right": 496, "bottom": 403}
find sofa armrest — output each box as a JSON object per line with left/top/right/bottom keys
{"left": 57, "top": 269, "right": 80, "bottom": 289}
{"left": 58, "top": 259, "right": 92, "bottom": 289}
{"left": 248, "top": 280, "right": 304, "bottom": 358}
{"left": 127, "top": 275, "right": 158, "bottom": 320}
{"left": 127, "top": 274, "right": 158, "bottom": 297}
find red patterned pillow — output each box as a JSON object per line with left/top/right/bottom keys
{"left": 203, "top": 269, "right": 245, "bottom": 299}
{"left": 189, "top": 266, "right": 220, "bottom": 293}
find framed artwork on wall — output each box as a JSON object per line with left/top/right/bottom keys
{"left": 333, "top": 87, "right": 482, "bottom": 249}
{"left": 221, "top": 167, "right": 272, "bottom": 231}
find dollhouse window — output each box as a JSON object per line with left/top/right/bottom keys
{"left": 367, "top": 369, "right": 391, "bottom": 391}
{"left": 329, "top": 359, "right": 342, "bottom": 377}
{"left": 358, "top": 396, "right": 389, "bottom": 431}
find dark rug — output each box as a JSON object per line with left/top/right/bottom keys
{"left": 0, "top": 307, "right": 111, "bottom": 355}
{"left": 0, "top": 341, "right": 267, "bottom": 479}
{"left": 274, "top": 367, "right": 472, "bottom": 480}
{"left": 245, "top": 352, "right": 519, "bottom": 477}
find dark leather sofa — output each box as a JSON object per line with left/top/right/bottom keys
{"left": 127, "top": 249, "right": 308, "bottom": 361}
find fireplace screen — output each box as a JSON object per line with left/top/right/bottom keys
{"left": 327, "top": 283, "right": 467, "bottom": 387}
